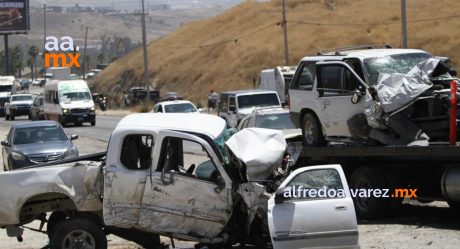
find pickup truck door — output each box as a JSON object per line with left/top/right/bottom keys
{"left": 139, "top": 130, "right": 233, "bottom": 241}
{"left": 268, "top": 164, "right": 359, "bottom": 249}
{"left": 315, "top": 62, "right": 367, "bottom": 138}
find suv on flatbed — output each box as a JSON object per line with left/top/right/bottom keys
{"left": 289, "top": 45, "right": 458, "bottom": 146}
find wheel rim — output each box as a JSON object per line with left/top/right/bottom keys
{"left": 62, "top": 230, "right": 96, "bottom": 249}
{"left": 303, "top": 120, "right": 315, "bottom": 144}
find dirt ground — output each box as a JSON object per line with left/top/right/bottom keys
{"left": 0, "top": 125, "right": 459, "bottom": 248}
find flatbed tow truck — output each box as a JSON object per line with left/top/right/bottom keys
{"left": 296, "top": 143, "right": 460, "bottom": 219}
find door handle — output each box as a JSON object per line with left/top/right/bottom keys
{"left": 335, "top": 205, "right": 347, "bottom": 211}
{"left": 323, "top": 100, "right": 331, "bottom": 106}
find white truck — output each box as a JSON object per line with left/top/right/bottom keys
{"left": 0, "top": 76, "right": 19, "bottom": 116}
{"left": 4, "top": 94, "right": 34, "bottom": 120}
{"left": 0, "top": 114, "right": 358, "bottom": 249}
{"left": 259, "top": 66, "right": 297, "bottom": 105}
{"left": 47, "top": 67, "right": 71, "bottom": 80}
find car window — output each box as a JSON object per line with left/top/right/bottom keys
{"left": 237, "top": 93, "right": 280, "bottom": 109}
{"left": 255, "top": 113, "right": 296, "bottom": 130}
{"left": 120, "top": 134, "right": 153, "bottom": 170}
{"left": 164, "top": 103, "right": 196, "bottom": 113}
{"left": 342, "top": 69, "right": 362, "bottom": 92}
{"left": 291, "top": 62, "right": 315, "bottom": 90}
{"left": 318, "top": 66, "right": 343, "bottom": 91}
{"left": 12, "top": 95, "right": 33, "bottom": 101}
{"left": 157, "top": 137, "right": 220, "bottom": 183}
{"left": 13, "top": 125, "right": 68, "bottom": 145}
{"left": 287, "top": 169, "right": 344, "bottom": 200}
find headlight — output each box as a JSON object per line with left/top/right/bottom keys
{"left": 64, "top": 146, "right": 79, "bottom": 158}
{"left": 63, "top": 108, "right": 69, "bottom": 113}
{"left": 11, "top": 151, "right": 26, "bottom": 161}
{"left": 90, "top": 107, "right": 95, "bottom": 112}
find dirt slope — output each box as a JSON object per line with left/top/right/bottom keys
{"left": 93, "top": 0, "right": 460, "bottom": 107}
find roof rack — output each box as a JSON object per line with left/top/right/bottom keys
{"left": 316, "top": 44, "right": 393, "bottom": 56}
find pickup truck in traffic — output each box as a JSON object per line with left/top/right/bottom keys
{"left": 0, "top": 113, "right": 358, "bottom": 249}
{"left": 4, "top": 94, "right": 34, "bottom": 120}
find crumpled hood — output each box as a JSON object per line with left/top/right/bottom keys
{"left": 225, "top": 128, "right": 286, "bottom": 181}
{"left": 375, "top": 58, "right": 449, "bottom": 113}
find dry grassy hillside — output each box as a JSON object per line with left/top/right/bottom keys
{"left": 93, "top": 0, "right": 460, "bottom": 107}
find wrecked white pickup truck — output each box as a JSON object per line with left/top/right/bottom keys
{"left": 0, "top": 114, "right": 358, "bottom": 249}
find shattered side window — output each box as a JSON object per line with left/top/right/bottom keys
{"left": 214, "top": 128, "right": 237, "bottom": 165}
{"left": 287, "top": 169, "right": 344, "bottom": 199}
{"left": 120, "top": 134, "right": 153, "bottom": 170}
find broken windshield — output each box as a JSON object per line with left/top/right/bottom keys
{"left": 364, "top": 53, "right": 432, "bottom": 85}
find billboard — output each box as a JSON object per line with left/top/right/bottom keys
{"left": 0, "top": 0, "right": 29, "bottom": 34}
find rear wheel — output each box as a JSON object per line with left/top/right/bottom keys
{"left": 301, "top": 113, "right": 325, "bottom": 146}
{"left": 47, "top": 212, "right": 67, "bottom": 239}
{"left": 350, "top": 167, "right": 391, "bottom": 219}
{"left": 50, "top": 217, "right": 107, "bottom": 249}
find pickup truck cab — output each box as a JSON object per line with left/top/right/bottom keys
{"left": 0, "top": 114, "right": 358, "bottom": 249}
{"left": 4, "top": 94, "right": 34, "bottom": 120}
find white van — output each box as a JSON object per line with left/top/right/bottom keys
{"left": 43, "top": 80, "right": 96, "bottom": 126}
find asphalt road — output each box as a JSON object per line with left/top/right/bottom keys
{"left": 0, "top": 114, "right": 122, "bottom": 142}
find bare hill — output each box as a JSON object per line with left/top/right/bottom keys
{"left": 93, "top": 0, "right": 460, "bottom": 107}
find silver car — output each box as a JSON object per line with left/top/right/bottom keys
{"left": 1, "top": 121, "right": 79, "bottom": 170}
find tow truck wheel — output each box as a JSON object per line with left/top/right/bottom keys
{"left": 350, "top": 167, "right": 390, "bottom": 219}
{"left": 301, "top": 113, "right": 325, "bottom": 146}
{"left": 50, "top": 217, "right": 107, "bottom": 249}
{"left": 47, "top": 212, "right": 67, "bottom": 239}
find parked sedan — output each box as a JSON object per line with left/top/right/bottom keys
{"left": 238, "top": 107, "right": 301, "bottom": 140}
{"left": 1, "top": 121, "right": 79, "bottom": 170}
{"left": 30, "top": 95, "right": 45, "bottom": 120}
{"left": 152, "top": 100, "right": 198, "bottom": 113}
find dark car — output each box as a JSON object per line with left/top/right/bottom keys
{"left": 1, "top": 121, "right": 79, "bottom": 170}
{"left": 159, "top": 92, "right": 183, "bottom": 102}
{"left": 30, "top": 95, "right": 44, "bottom": 120}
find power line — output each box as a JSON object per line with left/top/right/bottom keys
{"left": 159, "top": 22, "right": 278, "bottom": 49}
{"left": 287, "top": 13, "right": 460, "bottom": 27}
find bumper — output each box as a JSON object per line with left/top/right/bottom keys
{"left": 10, "top": 108, "right": 30, "bottom": 116}
{"left": 62, "top": 112, "right": 96, "bottom": 123}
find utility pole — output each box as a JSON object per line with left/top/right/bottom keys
{"left": 83, "top": 26, "right": 88, "bottom": 80}
{"left": 4, "top": 34, "right": 8, "bottom": 75}
{"left": 43, "top": 3, "right": 47, "bottom": 84}
{"left": 281, "top": 0, "right": 289, "bottom": 65}
{"left": 141, "top": 0, "right": 150, "bottom": 102}
{"left": 401, "top": 0, "right": 407, "bottom": 48}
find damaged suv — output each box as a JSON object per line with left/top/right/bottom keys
{"left": 0, "top": 114, "right": 358, "bottom": 249}
{"left": 289, "top": 45, "right": 458, "bottom": 146}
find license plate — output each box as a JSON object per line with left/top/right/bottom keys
{"left": 77, "top": 117, "right": 83, "bottom": 121}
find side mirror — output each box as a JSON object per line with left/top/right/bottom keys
{"left": 351, "top": 90, "right": 363, "bottom": 104}
{"left": 70, "top": 134, "right": 79, "bottom": 141}
{"left": 275, "top": 186, "right": 292, "bottom": 204}
{"left": 1, "top": 140, "right": 9, "bottom": 146}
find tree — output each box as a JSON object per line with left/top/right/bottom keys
{"left": 11, "top": 45, "right": 23, "bottom": 77}
{"left": 97, "top": 52, "right": 105, "bottom": 64}
{"left": 28, "top": 45, "right": 39, "bottom": 80}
